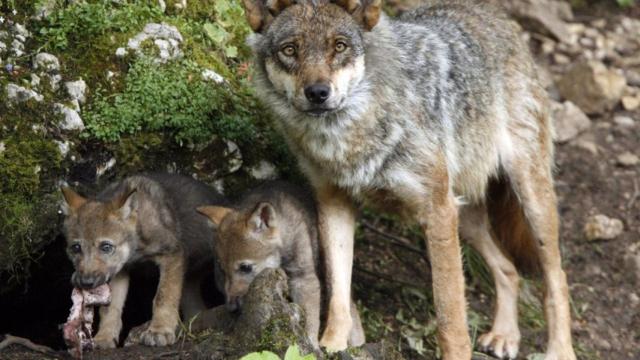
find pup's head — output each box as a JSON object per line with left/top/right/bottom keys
{"left": 61, "top": 186, "right": 138, "bottom": 289}
{"left": 198, "top": 202, "right": 282, "bottom": 312}
{"left": 245, "top": 0, "right": 381, "bottom": 116}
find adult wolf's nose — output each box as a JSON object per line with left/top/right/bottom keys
{"left": 304, "top": 83, "right": 331, "bottom": 104}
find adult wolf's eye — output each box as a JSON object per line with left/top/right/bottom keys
{"left": 70, "top": 243, "right": 81, "bottom": 254}
{"left": 335, "top": 40, "right": 348, "bottom": 53}
{"left": 238, "top": 263, "right": 253, "bottom": 274}
{"left": 281, "top": 44, "right": 296, "bottom": 57}
{"left": 99, "top": 242, "right": 115, "bottom": 254}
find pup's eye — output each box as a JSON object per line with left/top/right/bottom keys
{"left": 238, "top": 263, "right": 253, "bottom": 274}
{"left": 281, "top": 44, "right": 296, "bottom": 57}
{"left": 69, "top": 243, "right": 81, "bottom": 254}
{"left": 99, "top": 242, "right": 115, "bottom": 254}
{"left": 335, "top": 40, "right": 348, "bottom": 53}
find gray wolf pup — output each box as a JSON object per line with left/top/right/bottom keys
{"left": 197, "top": 181, "right": 365, "bottom": 348}
{"left": 61, "top": 173, "right": 226, "bottom": 348}
{"left": 241, "top": 0, "right": 576, "bottom": 359}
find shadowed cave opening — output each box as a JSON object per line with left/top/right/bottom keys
{"left": 0, "top": 235, "right": 225, "bottom": 350}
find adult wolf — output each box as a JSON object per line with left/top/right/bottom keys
{"left": 61, "top": 174, "right": 226, "bottom": 348}
{"left": 241, "top": 0, "right": 576, "bottom": 359}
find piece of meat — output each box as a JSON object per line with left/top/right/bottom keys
{"left": 62, "top": 284, "right": 111, "bottom": 359}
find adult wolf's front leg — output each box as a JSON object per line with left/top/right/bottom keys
{"left": 420, "top": 191, "right": 472, "bottom": 360}
{"left": 141, "top": 252, "right": 184, "bottom": 347}
{"left": 316, "top": 184, "right": 356, "bottom": 352}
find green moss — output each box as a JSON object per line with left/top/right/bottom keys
{"left": 256, "top": 315, "right": 300, "bottom": 355}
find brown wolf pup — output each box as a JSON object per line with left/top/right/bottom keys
{"left": 197, "top": 181, "right": 365, "bottom": 348}
{"left": 61, "top": 173, "right": 226, "bottom": 348}
{"left": 240, "top": 0, "right": 576, "bottom": 359}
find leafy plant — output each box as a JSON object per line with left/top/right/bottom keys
{"left": 240, "top": 345, "right": 315, "bottom": 360}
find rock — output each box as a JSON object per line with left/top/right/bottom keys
{"left": 0, "top": 141, "right": 5, "bottom": 153}
{"left": 626, "top": 70, "right": 640, "bottom": 87}
{"left": 115, "top": 47, "right": 127, "bottom": 57}
{"left": 11, "top": 39, "right": 24, "bottom": 57}
{"left": 584, "top": 214, "right": 624, "bottom": 241}
{"left": 614, "top": 115, "right": 635, "bottom": 128}
{"left": 30, "top": 73, "right": 40, "bottom": 87}
{"left": 625, "top": 243, "right": 640, "bottom": 285}
{"left": 553, "top": 52, "right": 571, "bottom": 65}
{"left": 557, "top": 61, "right": 627, "bottom": 114}
{"left": 47, "top": 73, "right": 62, "bottom": 91}
{"left": 54, "top": 140, "right": 71, "bottom": 157}
{"left": 622, "top": 95, "right": 640, "bottom": 111}
{"left": 500, "top": 0, "right": 573, "bottom": 42}
{"left": 55, "top": 104, "right": 84, "bottom": 131}
{"left": 158, "top": 0, "right": 166, "bottom": 13}
{"left": 202, "top": 69, "right": 225, "bottom": 84}
{"left": 12, "top": 23, "right": 30, "bottom": 38}
{"left": 33, "top": 52, "right": 60, "bottom": 73}
{"left": 0, "top": 40, "right": 6, "bottom": 54}
{"left": 192, "top": 269, "right": 316, "bottom": 359}
{"left": 65, "top": 79, "right": 87, "bottom": 104}
{"left": 552, "top": 101, "right": 591, "bottom": 143}
{"left": 250, "top": 161, "right": 278, "bottom": 180}
{"left": 617, "top": 152, "right": 639, "bottom": 167}
{"left": 126, "top": 23, "right": 183, "bottom": 63}
{"left": 6, "top": 83, "right": 44, "bottom": 103}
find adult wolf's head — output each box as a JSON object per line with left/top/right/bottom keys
{"left": 197, "top": 203, "right": 282, "bottom": 312}
{"left": 244, "top": 0, "right": 381, "bottom": 117}
{"left": 61, "top": 186, "right": 138, "bottom": 289}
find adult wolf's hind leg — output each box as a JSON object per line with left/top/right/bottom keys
{"left": 460, "top": 205, "right": 520, "bottom": 359}
{"left": 505, "top": 160, "right": 576, "bottom": 360}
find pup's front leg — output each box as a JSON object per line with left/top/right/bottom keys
{"left": 141, "top": 252, "right": 184, "bottom": 346}
{"left": 94, "top": 272, "right": 130, "bottom": 348}
{"left": 289, "top": 272, "right": 322, "bottom": 348}
{"left": 316, "top": 184, "right": 356, "bottom": 352}
{"left": 420, "top": 191, "right": 471, "bottom": 359}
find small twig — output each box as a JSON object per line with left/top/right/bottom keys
{"left": 354, "top": 265, "right": 428, "bottom": 290}
{"left": 157, "top": 350, "right": 180, "bottom": 358}
{"left": 360, "top": 221, "right": 429, "bottom": 262}
{"left": 628, "top": 178, "right": 639, "bottom": 210}
{"left": 0, "top": 334, "right": 57, "bottom": 356}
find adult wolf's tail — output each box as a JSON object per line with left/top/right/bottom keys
{"left": 486, "top": 175, "right": 540, "bottom": 273}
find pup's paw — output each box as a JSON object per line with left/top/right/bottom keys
{"left": 139, "top": 326, "right": 177, "bottom": 347}
{"left": 477, "top": 331, "right": 520, "bottom": 359}
{"left": 93, "top": 333, "right": 118, "bottom": 349}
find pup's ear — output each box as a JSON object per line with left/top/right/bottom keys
{"left": 61, "top": 186, "right": 87, "bottom": 215}
{"left": 197, "top": 206, "right": 233, "bottom": 227}
{"left": 110, "top": 188, "right": 137, "bottom": 220}
{"left": 248, "top": 202, "right": 277, "bottom": 232}
{"left": 334, "top": 0, "right": 382, "bottom": 31}
{"left": 242, "top": 0, "right": 295, "bottom": 33}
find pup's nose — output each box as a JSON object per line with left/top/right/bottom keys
{"left": 72, "top": 272, "right": 101, "bottom": 289}
{"left": 304, "top": 84, "right": 331, "bottom": 104}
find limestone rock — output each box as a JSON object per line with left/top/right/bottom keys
{"left": 65, "top": 79, "right": 87, "bottom": 104}
{"left": 55, "top": 104, "right": 84, "bottom": 131}
{"left": 584, "top": 214, "right": 624, "bottom": 241}
{"left": 613, "top": 115, "right": 635, "bottom": 128}
{"left": 126, "top": 23, "right": 183, "bottom": 63}
{"left": 500, "top": 0, "right": 573, "bottom": 42}
{"left": 617, "top": 152, "right": 639, "bottom": 167}
{"left": 557, "top": 61, "right": 626, "bottom": 114}
{"left": 33, "top": 52, "right": 60, "bottom": 73}
{"left": 552, "top": 101, "right": 591, "bottom": 143}
{"left": 202, "top": 69, "right": 225, "bottom": 84}
{"left": 6, "top": 83, "right": 43, "bottom": 102}
{"left": 624, "top": 243, "right": 640, "bottom": 285}
{"left": 622, "top": 94, "right": 640, "bottom": 111}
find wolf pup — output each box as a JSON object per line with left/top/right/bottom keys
{"left": 197, "top": 181, "right": 365, "bottom": 348}
{"left": 61, "top": 173, "right": 226, "bottom": 348}
{"left": 240, "top": 0, "right": 576, "bottom": 359}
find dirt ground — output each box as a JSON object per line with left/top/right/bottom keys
{"left": 1, "top": 3, "right": 639, "bottom": 360}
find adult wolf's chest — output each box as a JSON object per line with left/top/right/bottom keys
{"left": 285, "top": 115, "right": 404, "bottom": 192}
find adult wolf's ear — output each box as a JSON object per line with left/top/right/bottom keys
{"left": 334, "top": 0, "right": 382, "bottom": 31}
{"left": 110, "top": 188, "right": 137, "bottom": 220}
{"left": 248, "top": 202, "right": 277, "bottom": 232}
{"left": 197, "top": 206, "right": 233, "bottom": 227}
{"left": 242, "top": 0, "right": 295, "bottom": 33}
{"left": 61, "top": 186, "right": 87, "bottom": 215}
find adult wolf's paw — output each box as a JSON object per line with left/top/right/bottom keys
{"left": 139, "top": 326, "right": 176, "bottom": 347}
{"left": 319, "top": 331, "right": 348, "bottom": 352}
{"left": 93, "top": 333, "right": 118, "bottom": 349}
{"left": 477, "top": 331, "right": 520, "bottom": 359}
